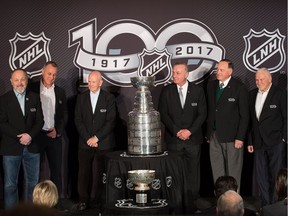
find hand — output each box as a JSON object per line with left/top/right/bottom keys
{"left": 234, "top": 139, "right": 243, "bottom": 149}
{"left": 47, "top": 128, "right": 57, "bottom": 138}
{"left": 17, "top": 133, "right": 32, "bottom": 145}
{"left": 247, "top": 145, "right": 254, "bottom": 153}
{"left": 87, "top": 136, "right": 99, "bottom": 148}
{"left": 177, "top": 129, "right": 191, "bottom": 141}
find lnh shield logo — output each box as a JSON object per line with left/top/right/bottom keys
{"left": 243, "top": 29, "right": 286, "bottom": 73}
{"left": 9, "top": 32, "right": 51, "bottom": 78}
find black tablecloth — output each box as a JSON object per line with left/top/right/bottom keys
{"left": 103, "top": 151, "right": 186, "bottom": 214}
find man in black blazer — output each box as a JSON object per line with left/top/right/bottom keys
{"left": 158, "top": 62, "right": 207, "bottom": 213}
{"left": 0, "top": 69, "right": 44, "bottom": 209}
{"left": 247, "top": 68, "right": 287, "bottom": 206}
{"left": 206, "top": 59, "right": 249, "bottom": 190}
{"left": 74, "top": 71, "right": 116, "bottom": 211}
{"left": 29, "top": 61, "right": 68, "bottom": 200}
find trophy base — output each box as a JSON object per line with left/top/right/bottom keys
{"left": 133, "top": 189, "right": 151, "bottom": 206}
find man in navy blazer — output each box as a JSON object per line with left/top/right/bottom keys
{"left": 158, "top": 62, "right": 207, "bottom": 213}
{"left": 248, "top": 68, "right": 287, "bottom": 206}
{"left": 74, "top": 71, "right": 116, "bottom": 211}
{"left": 28, "top": 61, "right": 68, "bottom": 200}
{"left": 206, "top": 59, "right": 249, "bottom": 190}
{"left": 0, "top": 69, "right": 44, "bottom": 209}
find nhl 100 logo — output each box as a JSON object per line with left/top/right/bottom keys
{"left": 68, "top": 18, "right": 225, "bottom": 87}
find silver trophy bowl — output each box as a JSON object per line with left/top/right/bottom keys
{"left": 128, "top": 170, "right": 155, "bottom": 191}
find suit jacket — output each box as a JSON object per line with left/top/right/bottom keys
{"left": 74, "top": 89, "right": 116, "bottom": 150}
{"left": 28, "top": 81, "right": 68, "bottom": 137}
{"left": 206, "top": 77, "right": 249, "bottom": 143}
{"left": 248, "top": 85, "right": 287, "bottom": 149}
{"left": 0, "top": 90, "right": 44, "bottom": 155}
{"left": 158, "top": 82, "right": 207, "bottom": 145}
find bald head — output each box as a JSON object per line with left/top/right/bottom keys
{"left": 88, "top": 71, "right": 103, "bottom": 93}
{"left": 217, "top": 190, "right": 244, "bottom": 216}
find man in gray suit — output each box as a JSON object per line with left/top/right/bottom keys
{"left": 248, "top": 68, "right": 287, "bottom": 206}
{"left": 158, "top": 62, "right": 207, "bottom": 214}
{"left": 206, "top": 59, "right": 249, "bottom": 190}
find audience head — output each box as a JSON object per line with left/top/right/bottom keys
{"left": 217, "top": 190, "right": 244, "bottom": 216}
{"left": 214, "top": 175, "right": 238, "bottom": 199}
{"left": 33, "top": 180, "right": 59, "bottom": 208}
{"left": 275, "top": 168, "right": 287, "bottom": 201}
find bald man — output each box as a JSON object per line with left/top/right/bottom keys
{"left": 217, "top": 190, "right": 244, "bottom": 216}
{"left": 248, "top": 68, "right": 287, "bottom": 206}
{"left": 74, "top": 71, "right": 116, "bottom": 211}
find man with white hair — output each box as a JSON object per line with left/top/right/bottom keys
{"left": 217, "top": 190, "right": 244, "bottom": 216}
{"left": 248, "top": 68, "right": 287, "bottom": 206}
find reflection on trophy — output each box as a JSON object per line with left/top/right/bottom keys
{"left": 127, "top": 76, "right": 162, "bottom": 155}
{"left": 128, "top": 170, "right": 155, "bottom": 205}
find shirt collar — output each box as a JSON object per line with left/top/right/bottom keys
{"left": 14, "top": 89, "right": 26, "bottom": 97}
{"left": 219, "top": 76, "right": 231, "bottom": 88}
{"left": 177, "top": 80, "right": 188, "bottom": 90}
{"left": 40, "top": 79, "right": 55, "bottom": 91}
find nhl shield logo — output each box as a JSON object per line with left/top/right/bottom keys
{"left": 9, "top": 32, "right": 51, "bottom": 78}
{"left": 243, "top": 29, "right": 286, "bottom": 73}
{"left": 137, "top": 48, "right": 172, "bottom": 86}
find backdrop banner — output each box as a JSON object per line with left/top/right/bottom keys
{"left": 0, "top": 0, "right": 286, "bottom": 198}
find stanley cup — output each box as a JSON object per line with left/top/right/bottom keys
{"left": 127, "top": 76, "right": 162, "bottom": 155}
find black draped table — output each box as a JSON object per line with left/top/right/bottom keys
{"left": 102, "top": 151, "right": 186, "bottom": 214}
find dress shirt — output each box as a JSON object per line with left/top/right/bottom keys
{"left": 14, "top": 90, "right": 25, "bottom": 115}
{"left": 40, "top": 81, "right": 56, "bottom": 130}
{"left": 90, "top": 90, "right": 100, "bottom": 113}
{"left": 255, "top": 84, "right": 272, "bottom": 120}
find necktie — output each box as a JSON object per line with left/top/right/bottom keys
{"left": 220, "top": 82, "right": 224, "bottom": 89}
{"left": 179, "top": 87, "right": 184, "bottom": 108}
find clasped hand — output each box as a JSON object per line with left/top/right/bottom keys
{"left": 177, "top": 129, "right": 191, "bottom": 141}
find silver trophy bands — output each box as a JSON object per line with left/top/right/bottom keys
{"left": 127, "top": 76, "right": 162, "bottom": 155}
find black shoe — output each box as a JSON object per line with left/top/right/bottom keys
{"left": 72, "top": 202, "right": 88, "bottom": 212}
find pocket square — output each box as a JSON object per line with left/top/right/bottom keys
{"left": 100, "top": 109, "right": 107, "bottom": 112}
{"left": 191, "top": 103, "right": 198, "bottom": 106}
{"left": 269, "top": 105, "right": 277, "bottom": 108}
{"left": 30, "top": 108, "right": 36, "bottom": 112}
{"left": 228, "top": 98, "right": 235, "bottom": 102}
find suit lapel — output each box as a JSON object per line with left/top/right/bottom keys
{"left": 94, "top": 90, "right": 103, "bottom": 115}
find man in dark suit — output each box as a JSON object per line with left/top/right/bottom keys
{"left": 0, "top": 68, "right": 44, "bottom": 209}
{"left": 74, "top": 71, "right": 116, "bottom": 211}
{"left": 206, "top": 59, "right": 249, "bottom": 190}
{"left": 28, "top": 61, "right": 68, "bottom": 201}
{"left": 247, "top": 68, "right": 287, "bottom": 206}
{"left": 158, "top": 62, "right": 207, "bottom": 213}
